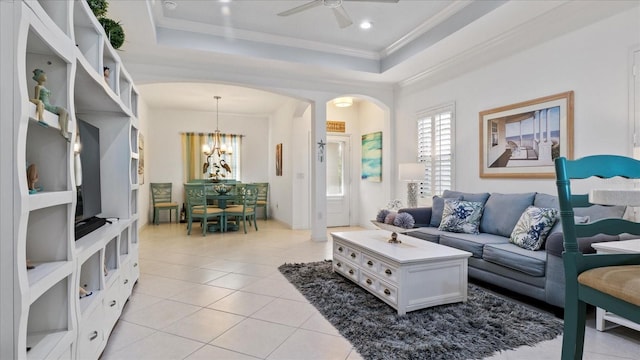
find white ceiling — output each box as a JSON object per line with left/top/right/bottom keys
{"left": 105, "top": 0, "right": 638, "bottom": 114}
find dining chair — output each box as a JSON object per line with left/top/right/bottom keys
{"left": 150, "top": 182, "right": 179, "bottom": 225}
{"left": 254, "top": 182, "right": 269, "bottom": 220}
{"left": 224, "top": 185, "right": 258, "bottom": 233}
{"left": 555, "top": 155, "right": 640, "bottom": 360}
{"left": 184, "top": 183, "right": 224, "bottom": 236}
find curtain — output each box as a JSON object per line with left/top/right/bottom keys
{"left": 181, "top": 133, "right": 242, "bottom": 183}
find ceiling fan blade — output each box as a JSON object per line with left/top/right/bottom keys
{"left": 277, "top": 0, "right": 323, "bottom": 16}
{"left": 332, "top": 6, "right": 353, "bottom": 28}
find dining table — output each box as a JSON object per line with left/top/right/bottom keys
{"left": 204, "top": 186, "right": 243, "bottom": 232}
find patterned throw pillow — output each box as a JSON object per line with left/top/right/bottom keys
{"left": 510, "top": 206, "right": 559, "bottom": 250}
{"left": 438, "top": 200, "right": 484, "bottom": 234}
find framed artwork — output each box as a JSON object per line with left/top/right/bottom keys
{"left": 276, "top": 143, "right": 282, "bottom": 176}
{"left": 138, "top": 133, "right": 144, "bottom": 184}
{"left": 479, "top": 91, "right": 574, "bottom": 178}
{"left": 361, "top": 131, "right": 382, "bottom": 182}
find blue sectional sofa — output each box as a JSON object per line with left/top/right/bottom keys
{"left": 399, "top": 190, "right": 626, "bottom": 308}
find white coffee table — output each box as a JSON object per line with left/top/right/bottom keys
{"left": 331, "top": 230, "right": 472, "bottom": 315}
{"left": 591, "top": 239, "right": 640, "bottom": 332}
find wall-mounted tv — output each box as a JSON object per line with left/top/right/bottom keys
{"left": 75, "top": 119, "right": 105, "bottom": 239}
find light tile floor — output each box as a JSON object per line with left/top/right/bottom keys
{"left": 101, "top": 221, "right": 640, "bottom": 360}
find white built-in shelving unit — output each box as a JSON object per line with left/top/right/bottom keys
{"left": 0, "top": 1, "right": 140, "bottom": 359}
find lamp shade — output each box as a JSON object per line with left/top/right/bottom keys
{"left": 399, "top": 163, "right": 424, "bottom": 181}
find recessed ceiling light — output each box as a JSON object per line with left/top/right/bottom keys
{"left": 163, "top": 0, "right": 177, "bottom": 10}
{"left": 360, "top": 21, "right": 372, "bottom": 30}
{"left": 219, "top": 0, "right": 231, "bottom": 3}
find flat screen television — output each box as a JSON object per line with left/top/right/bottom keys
{"left": 74, "top": 119, "right": 105, "bottom": 240}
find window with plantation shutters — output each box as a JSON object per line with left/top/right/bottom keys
{"left": 417, "top": 104, "right": 455, "bottom": 197}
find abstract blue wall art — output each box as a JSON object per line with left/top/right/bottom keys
{"left": 361, "top": 131, "right": 382, "bottom": 182}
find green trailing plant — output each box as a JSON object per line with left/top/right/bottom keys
{"left": 99, "top": 17, "right": 125, "bottom": 50}
{"left": 87, "top": 0, "right": 108, "bottom": 18}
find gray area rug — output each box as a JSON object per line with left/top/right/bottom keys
{"left": 278, "top": 260, "right": 563, "bottom": 360}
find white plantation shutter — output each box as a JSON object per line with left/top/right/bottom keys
{"left": 417, "top": 104, "right": 455, "bottom": 197}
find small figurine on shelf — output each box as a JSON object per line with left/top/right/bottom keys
{"left": 103, "top": 66, "right": 110, "bottom": 84}
{"left": 31, "top": 68, "right": 70, "bottom": 142}
{"left": 26, "top": 164, "right": 41, "bottom": 194}
{"left": 26, "top": 259, "right": 35, "bottom": 270}
{"left": 79, "top": 286, "right": 93, "bottom": 298}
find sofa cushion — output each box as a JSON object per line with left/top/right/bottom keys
{"left": 429, "top": 195, "right": 462, "bottom": 227}
{"left": 443, "top": 190, "right": 490, "bottom": 206}
{"left": 550, "top": 204, "right": 627, "bottom": 234}
{"left": 545, "top": 232, "right": 620, "bottom": 257}
{"left": 439, "top": 200, "right": 484, "bottom": 234}
{"left": 483, "top": 242, "right": 547, "bottom": 277}
{"left": 480, "top": 192, "right": 536, "bottom": 237}
{"left": 398, "top": 207, "right": 431, "bottom": 228}
{"left": 534, "top": 193, "right": 559, "bottom": 209}
{"left": 406, "top": 227, "right": 445, "bottom": 243}
{"left": 439, "top": 232, "right": 508, "bottom": 258}
{"left": 509, "top": 206, "right": 559, "bottom": 251}
{"left": 574, "top": 205, "right": 626, "bottom": 221}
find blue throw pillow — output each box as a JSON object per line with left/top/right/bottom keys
{"left": 429, "top": 195, "right": 462, "bottom": 227}
{"left": 510, "top": 206, "right": 559, "bottom": 250}
{"left": 438, "top": 200, "right": 484, "bottom": 234}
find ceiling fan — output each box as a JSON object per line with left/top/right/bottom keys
{"left": 277, "top": 0, "right": 400, "bottom": 29}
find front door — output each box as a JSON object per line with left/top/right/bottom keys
{"left": 326, "top": 135, "right": 351, "bottom": 227}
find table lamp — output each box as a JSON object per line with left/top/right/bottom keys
{"left": 399, "top": 163, "right": 425, "bottom": 208}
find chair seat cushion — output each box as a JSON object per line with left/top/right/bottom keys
{"left": 578, "top": 265, "right": 640, "bottom": 306}
{"left": 156, "top": 202, "right": 178, "bottom": 208}
{"left": 192, "top": 206, "right": 223, "bottom": 215}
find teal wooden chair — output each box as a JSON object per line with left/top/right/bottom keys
{"left": 150, "top": 182, "right": 179, "bottom": 225}
{"left": 254, "top": 182, "right": 269, "bottom": 220}
{"left": 224, "top": 185, "right": 258, "bottom": 233}
{"left": 184, "top": 183, "right": 224, "bottom": 236}
{"left": 555, "top": 155, "right": 640, "bottom": 360}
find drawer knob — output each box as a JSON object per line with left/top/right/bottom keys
{"left": 366, "top": 279, "right": 372, "bottom": 285}
{"left": 338, "top": 246, "right": 343, "bottom": 252}
{"left": 384, "top": 289, "right": 391, "bottom": 296}
{"left": 367, "top": 260, "right": 373, "bottom": 266}
{"left": 350, "top": 253, "right": 356, "bottom": 259}
{"left": 336, "top": 262, "right": 342, "bottom": 268}
{"left": 385, "top": 269, "right": 392, "bottom": 276}
{"left": 124, "top": 279, "right": 129, "bottom": 285}
{"left": 349, "top": 269, "right": 354, "bottom": 275}
{"left": 89, "top": 331, "right": 98, "bottom": 341}
{"left": 134, "top": 262, "right": 138, "bottom": 267}
{"left": 109, "top": 300, "right": 117, "bottom": 307}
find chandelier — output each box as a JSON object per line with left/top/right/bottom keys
{"left": 202, "top": 96, "right": 232, "bottom": 178}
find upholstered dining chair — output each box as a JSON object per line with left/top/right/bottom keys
{"left": 224, "top": 185, "right": 258, "bottom": 233}
{"left": 150, "top": 182, "right": 179, "bottom": 225}
{"left": 254, "top": 182, "right": 269, "bottom": 220}
{"left": 555, "top": 155, "right": 640, "bottom": 360}
{"left": 184, "top": 183, "right": 224, "bottom": 236}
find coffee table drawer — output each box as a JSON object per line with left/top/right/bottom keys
{"left": 334, "top": 242, "right": 361, "bottom": 264}
{"left": 378, "top": 260, "right": 398, "bottom": 284}
{"left": 334, "top": 242, "right": 348, "bottom": 257}
{"left": 361, "top": 254, "right": 379, "bottom": 272}
{"left": 333, "top": 257, "right": 359, "bottom": 282}
{"left": 377, "top": 280, "right": 398, "bottom": 305}
{"left": 359, "top": 270, "right": 379, "bottom": 292}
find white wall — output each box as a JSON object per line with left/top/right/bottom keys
{"left": 291, "top": 107, "right": 311, "bottom": 229}
{"left": 357, "top": 102, "right": 388, "bottom": 225}
{"left": 269, "top": 100, "right": 298, "bottom": 226}
{"left": 145, "top": 108, "right": 269, "bottom": 222}
{"left": 395, "top": 7, "right": 640, "bottom": 198}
